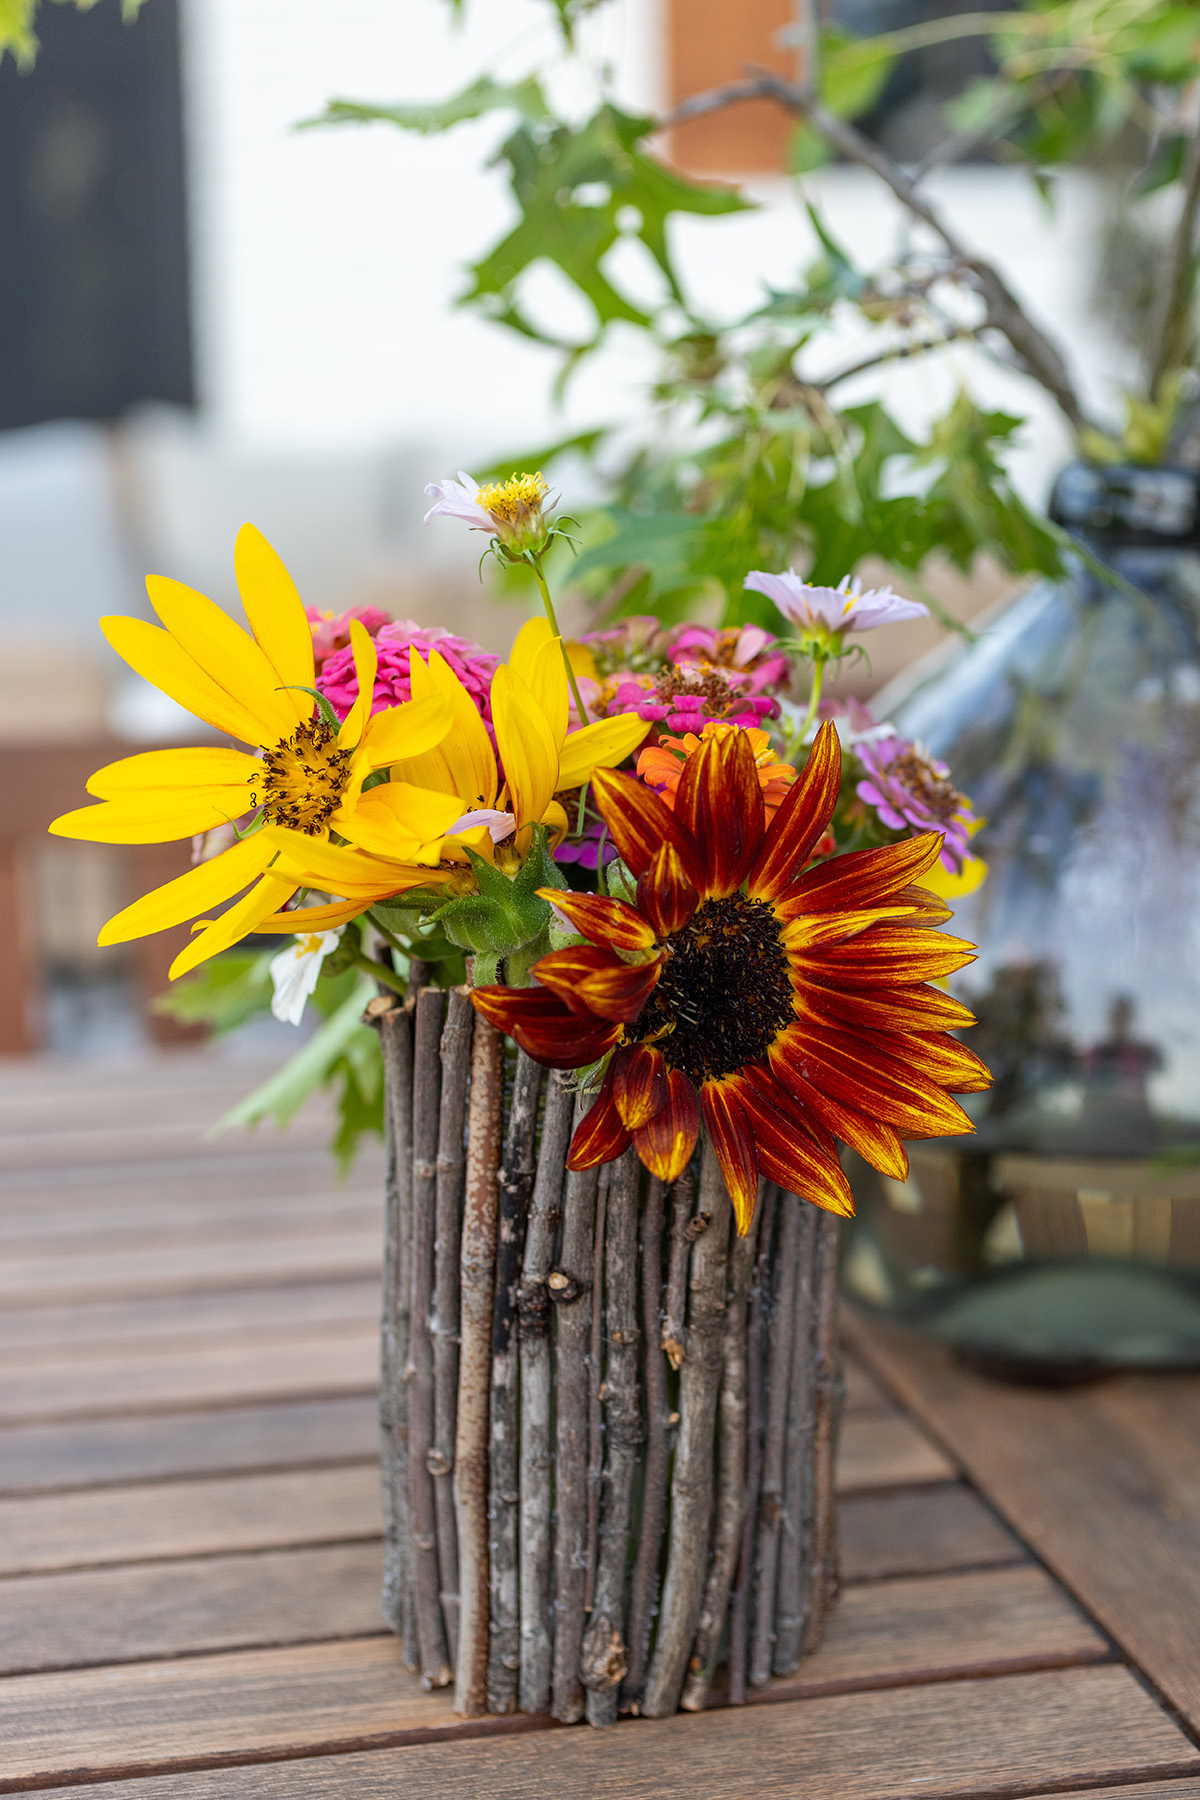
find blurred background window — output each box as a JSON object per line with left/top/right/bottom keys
{"left": 0, "top": 0, "right": 193, "bottom": 431}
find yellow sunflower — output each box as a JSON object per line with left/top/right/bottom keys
{"left": 49, "top": 525, "right": 455, "bottom": 976}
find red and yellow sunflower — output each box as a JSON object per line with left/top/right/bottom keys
{"left": 471, "top": 722, "right": 990, "bottom": 1232}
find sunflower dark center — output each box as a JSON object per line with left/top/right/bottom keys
{"left": 632, "top": 894, "right": 793, "bottom": 1085}
{"left": 250, "top": 720, "right": 353, "bottom": 835}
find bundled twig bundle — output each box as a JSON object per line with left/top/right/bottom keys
{"left": 374, "top": 999, "right": 843, "bottom": 1721}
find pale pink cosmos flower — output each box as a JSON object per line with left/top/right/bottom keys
{"left": 423, "top": 470, "right": 557, "bottom": 555}
{"left": 743, "top": 569, "right": 928, "bottom": 634}
{"left": 422, "top": 472, "right": 494, "bottom": 531}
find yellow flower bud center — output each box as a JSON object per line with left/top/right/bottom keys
{"left": 476, "top": 471, "right": 549, "bottom": 525}
{"left": 249, "top": 720, "right": 353, "bottom": 835}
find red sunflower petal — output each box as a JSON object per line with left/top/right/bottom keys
{"left": 567, "top": 1073, "right": 632, "bottom": 1170}
{"left": 785, "top": 1020, "right": 975, "bottom": 1139}
{"left": 747, "top": 719, "right": 841, "bottom": 901}
{"left": 633, "top": 1067, "right": 699, "bottom": 1182}
{"left": 637, "top": 843, "right": 699, "bottom": 938}
{"left": 673, "top": 728, "right": 766, "bottom": 900}
{"left": 738, "top": 1065, "right": 856, "bottom": 1215}
{"left": 612, "top": 1042, "right": 668, "bottom": 1129}
{"left": 847, "top": 1025, "right": 992, "bottom": 1093}
{"left": 781, "top": 904, "right": 921, "bottom": 950}
{"left": 591, "top": 766, "right": 703, "bottom": 885}
{"left": 779, "top": 832, "right": 944, "bottom": 914}
{"left": 791, "top": 925, "right": 977, "bottom": 985}
{"left": 536, "top": 887, "right": 656, "bottom": 950}
{"left": 472, "top": 985, "right": 620, "bottom": 1070}
{"left": 891, "top": 883, "right": 954, "bottom": 925}
{"left": 534, "top": 945, "right": 662, "bottom": 1025}
{"left": 763, "top": 1035, "right": 910, "bottom": 1181}
{"left": 700, "top": 1077, "right": 760, "bottom": 1234}
{"left": 531, "top": 943, "right": 621, "bottom": 1018}
{"left": 798, "top": 977, "right": 977, "bottom": 1036}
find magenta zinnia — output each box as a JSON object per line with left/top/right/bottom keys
{"left": 473, "top": 723, "right": 989, "bottom": 1232}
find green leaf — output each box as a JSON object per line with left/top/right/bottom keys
{"left": 213, "top": 978, "right": 376, "bottom": 1134}
{"left": 301, "top": 75, "right": 549, "bottom": 135}
{"left": 153, "top": 950, "right": 274, "bottom": 1034}
{"left": 819, "top": 28, "right": 897, "bottom": 120}
{"left": 569, "top": 509, "right": 710, "bottom": 587}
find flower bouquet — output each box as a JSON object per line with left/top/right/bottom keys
{"left": 50, "top": 475, "right": 989, "bottom": 1721}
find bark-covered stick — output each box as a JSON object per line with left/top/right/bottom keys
{"left": 550, "top": 1096, "right": 599, "bottom": 1725}
{"left": 431, "top": 987, "right": 473, "bottom": 1665}
{"left": 660, "top": 1167, "right": 695, "bottom": 1368}
{"left": 408, "top": 986, "right": 450, "bottom": 1688}
{"left": 583, "top": 1148, "right": 643, "bottom": 1727}
{"left": 487, "top": 1049, "right": 545, "bottom": 1714}
{"left": 640, "top": 1143, "right": 731, "bottom": 1719}
{"left": 583, "top": 1165, "right": 609, "bottom": 1618}
{"left": 774, "top": 1202, "right": 818, "bottom": 1676}
{"left": 453, "top": 1014, "right": 504, "bottom": 1717}
{"left": 517, "top": 1073, "right": 573, "bottom": 1715}
{"left": 374, "top": 997, "right": 416, "bottom": 1663}
{"left": 748, "top": 1189, "right": 801, "bottom": 1688}
{"left": 679, "top": 1185, "right": 763, "bottom": 1712}
{"left": 727, "top": 1182, "right": 777, "bottom": 1705}
{"left": 621, "top": 1174, "right": 668, "bottom": 1712}
{"left": 803, "top": 1209, "right": 842, "bottom": 1656}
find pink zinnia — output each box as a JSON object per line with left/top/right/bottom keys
{"left": 317, "top": 619, "right": 500, "bottom": 722}
{"left": 855, "top": 733, "right": 977, "bottom": 871}
{"left": 666, "top": 623, "right": 791, "bottom": 694}
{"left": 306, "top": 605, "right": 392, "bottom": 670}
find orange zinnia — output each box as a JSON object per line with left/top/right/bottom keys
{"left": 637, "top": 722, "right": 795, "bottom": 820}
{"left": 472, "top": 722, "right": 990, "bottom": 1232}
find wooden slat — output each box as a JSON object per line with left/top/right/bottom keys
{"left": 0, "top": 1464, "right": 381, "bottom": 1575}
{"left": 0, "top": 1544, "right": 386, "bottom": 1674}
{"left": 836, "top": 1412, "right": 956, "bottom": 1492}
{"left": 7, "top": 1665, "right": 1193, "bottom": 1797}
{"left": 0, "top": 1326, "right": 380, "bottom": 1424}
{"left": 0, "top": 1193, "right": 380, "bottom": 1255}
{"left": 0, "top": 1155, "right": 381, "bottom": 1217}
{"left": 0, "top": 1118, "right": 340, "bottom": 1171}
{"left": 841, "top": 1357, "right": 894, "bottom": 1416}
{"left": 0, "top": 1397, "right": 379, "bottom": 1495}
{"left": 847, "top": 1313, "right": 1200, "bottom": 1735}
{"left": 0, "top": 1230, "right": 382, "bottom": 1305}
{"left": 840, "top": 1484, "right": 1025, "bottom": 1582}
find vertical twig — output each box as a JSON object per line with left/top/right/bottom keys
{"left": 431, "top": 988, "right": 473, "bottom": 1664}
{"left": 584, "top": 1166, "right": 610, "bottom": 1618}
{"left": 375, "top": 997, "right": 417, "bottom": 1664}
{"left": 487, "top": 1049, "right": 545, "bottom": 1714}
{"left": 749, "top": 1191, "right": 801, "bottom": 1688}
{"left": 583, "top": 1148, "right": 643, "bottom": 1727}
{"left": 550, "top": 1097, "right": 600, "bottom": 1724}
{"left": 680, "top": 1186, "right": 763, "bottom": 1712}
{"left": 1150, "top": 124, "right": 1200, "bottom": 400}
{"left": 408, "top": 986, "right": 450, "bottom": 1688}
{"left": 774, "top": 1203, "right": 819, "bottom": 1676}
{"left": 517, "top": 1073, "right": 574, "bottom": 1715}
{"left": 728, "top": 1183, "right": 777, "bottom": 1705}
{"left": 622, "top": 1174, "right": 669, "bottom": 1712}
{"left": 661, "top": 1168, "right": 695, "bottom": 1368}
{"left": 641, "top": 1143, "right": 731, "bottom": 1718}
{"left": 803, "top": 1209, "right": 842, "bottom": 1655}
{"left": 453, "top": 1015, "right": 504, "bottom": 1716}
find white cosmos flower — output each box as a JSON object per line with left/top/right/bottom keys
{"left": 743, "top": 569, "right": 928, "bottom": 634}
{"left": 446, "top": 808, "right": 517, "bottom": 842}
{"left": 269, "top": 929, "right": 343, "bottom": 1026}
{"left": 422, "top": 472, "right": 494, "bottom": 530}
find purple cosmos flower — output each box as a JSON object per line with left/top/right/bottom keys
{"left": 855, "top": 733, "right": 977, "bottom": 871}
{"left": 743, "top": 569, "right": 929, "bottom": 634}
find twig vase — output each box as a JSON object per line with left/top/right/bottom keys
{"left": 372, "top": 989, "right": 843, "bottom": 1720}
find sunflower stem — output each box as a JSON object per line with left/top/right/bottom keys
{"left": 583, "top": 1147, "right": 643, "bottom": 1726}
{"left": 621, "top": 1173, "right": 670, "bottom": 1714}
{"left": 680, "top": 1185, "right": 763, "bottom": 1712}
{"left": 774, "top": 1200, "right": 818, "bottom": 1675}
{"left": 550, "top": 1106, "right": 600, "bottom": 1724}
{"left": 661, "top": 1167, "right": 695, "bottom": 1369}
{"left": 487, "top": 1048, "right": 544, "bottom": 1714}
{"left": 351, "top": 952, "right": 407, "bottom": 998}
{"left": 785, "top": 657, "right": 826, "bottom": 763}
{"left": 409, "top": 985, "right": 452, "bottom": 1689}
{"left": 727, "top": 1182, "right": 778, "bottom": 1705}
{"left": 640, "top": 1143, "right": 732, "bottom": 1719}
{"left": 749, "top": 1190, "right": 802, "bottom": 1687}
{"left": 517, "top": 1073, "right": 574, "bottom": 1715}
{"left": 374, "top": 995, "right": 418, "bottom": 1668}
{"left": 527, "top": 549, "right": 590, "bottom": 725}
{"left": 803, "top": 1210, "right": 843, "bottom": 1657}
{"left": 454, "top": 1013, "right": 505, "bottom": 1716}
{"left": 431, "top": 988, "right": 474, "bottom": 1667}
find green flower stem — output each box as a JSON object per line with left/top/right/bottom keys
{"left": 366, "top": 910, "right": 409, "bottom": 958}
{"left": 527, "top": 549, "right": 590, "bottom": 724}
{"left": 785, "top": 657, "right": 826, "bottom": 764}
{"left": 351, "top": 952, "right": 408, "bottom": 997}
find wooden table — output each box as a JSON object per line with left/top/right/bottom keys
{"left": 2, "top": 1050, "right": 1200, "bottom": 1799}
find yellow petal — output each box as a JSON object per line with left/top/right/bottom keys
{"left": 86, "top": 747, "right": 260, "bottom": 797}
{"left": 566, "top": 640, "right": 597, "bottom": 680}
{"left": 555, "top": 712, "right": 648, "bottom": 788}
{"left": 170, "top": 872, "right": 297, "bottom": 978}
{"left": 509, "top": 615, "right": 554, "bottom": 685}
{"left": 146, "top": 573, "right": 297, "bottom": 743}
{"left": 356, "top": 692, "right": 454, "bottom": 774}
{"left": 254, "top": 896, "right": 377, "bottom": 933}
{"left": 97, "top": 832, "right": 277, "bottom": 944}
{"left": 391, "top": 650, "right": 498, "bottom": 808}
{"left": 233, "top": 525, "right": 315, "bottom": 727}
{"left": 102, "top": 616, "right": 267, "bottom": 746}
{"left": 264, "top": 830, "right": 413, "bottom": 895}
{"left": 51, "top": 790, "right": 253, "bottom": 845}
{"left": 491, "top": 663, "right": 559, "bottom": 827}
{"left": 339, "top": 782, "right": 465, "bottom": 859}
{"left": 539, "top": 798, "right": 569, "bottom": 848}
{"left": 921, "top": 854, "right": 989, "bottom": 900}
{"left": 339, "top": 618, "right": 378, "bottom": 750}
{"left": 526, "top": 635, "right": 569, "bottom": 748}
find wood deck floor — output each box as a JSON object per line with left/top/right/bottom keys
{"left": 2, "top": 1050, "right": 1200, "bottom": 1798}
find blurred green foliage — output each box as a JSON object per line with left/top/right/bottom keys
{"left": 0, "top": 0, "right": 146, "bottom": 67}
